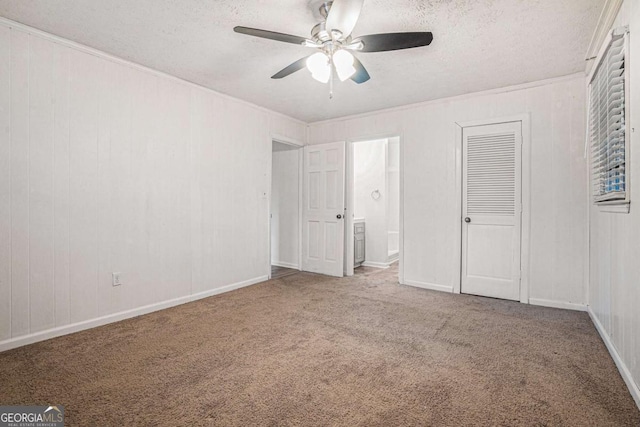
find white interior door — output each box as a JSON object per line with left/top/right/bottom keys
{"left": 462, "top": 122, "right": 522, "bottom": 301}
{"left": 302, "top": 142, "right": 345, "bottom": 277}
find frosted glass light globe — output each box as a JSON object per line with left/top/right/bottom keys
{"left": 306, "top": 52, "right": 330, "bottom": 83}
{"left": 333, "top": 49, "right": 356, "bottom": 81}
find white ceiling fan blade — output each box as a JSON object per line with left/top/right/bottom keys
{"left": 325, "top": 0, "right": 364, "bottom": 37}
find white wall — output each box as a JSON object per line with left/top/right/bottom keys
{"left": 0, "top": 22, "right": 306, "bottom": 347}
{"left": 309, "top": 74, "right": 588, "bottom": 304}
{"left": 588, "top": 0, "right": 640, "bottom": 405}
{"left": 271, "top": 147, "right": 299, "bottom": 268}
{"left": 354, "top": 139, "right": 388, "bottom": 265}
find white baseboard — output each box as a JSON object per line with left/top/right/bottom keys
{"left": 588, "top": 307, "right": 640, "bottom": 410}
{"left": 528, "top": 298, "right": 588, "bottom": 312}
{"left": 272, "top": 261, "right": 299, "bottom": 270}
{"left": 403, "top": 280, "right": 454, "bottom": 294}
{"left": 387, "top": 252, "right": 399, "bottom": 263}
{"left": 0, "top": 275, "right": 268, "bottom": 353}
{"left": 361, "top": 261, "right": 390, "bottom": 269}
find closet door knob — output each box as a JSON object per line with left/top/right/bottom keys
{"left": 464, "top": 217, "right": 471, "bottom": 223}
{"left": 337, "top": 214, "right": 342, "bottom": 219}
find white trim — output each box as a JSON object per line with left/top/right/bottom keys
{"left": 399, "top": 133, "right": 405, "bottom": 286}
{"left": 585, "top": 0, "right": 624, "bottom": 62}
{"left": 345, "top": 139, "right": 355, "bottom": 276}
{"left": 272, "top": 261, "right": 299, "bottom": 270}
{"left": 268, "top": 141, "right": 273, "bottom": 280}
{"left": 0, "top": 17, "right": 305, "bottom": 127}
{"left": 520, "top": 116, "right": 532, "bottom": 305}
{"left": 454, "top": 114, "right": 531, "bottom": 304}
{"left": 598, "top": 202, "right": 631, "bottom": 213}
{"left": 403, "top": 280, "right": 454, "bottom": 294}
{"left": 454, "top": 114, "right": 530, "bottom": 129}
{"left": 298, "top": 148, "right": 304, "bottom": 272}
{"left": 361, "top": 261, "right": 391, "bottom": 269}
{"left": 588, "top": 307, "right": 640, "bottom": 409}
{"left": 0, "top": 275, "right": 268, "bottom": 353}
{"left": 271, "top": 133, "right": 305, "bottom": 147}
{"left": 453, "top": 124, "right": 463, "bottom": 294}
{"left": 528, "top": 298, "right": 588, "bottom": 312}
{"left": 309, "top": 73, "right": 584, "bottom": 126}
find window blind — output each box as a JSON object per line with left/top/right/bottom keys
{"left": 589, "top": 31, "right": 627, "bottom": 203}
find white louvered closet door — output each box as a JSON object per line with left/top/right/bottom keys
{"left": 462, "top": 122, "right": 522, "bottom": 301}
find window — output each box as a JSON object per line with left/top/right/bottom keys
{"left": 588, "top": 27, "right": 629, "bottom": 204}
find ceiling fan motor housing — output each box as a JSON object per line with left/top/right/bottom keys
{"left": 312, "top": 22, "right": 350, "bottom": 48}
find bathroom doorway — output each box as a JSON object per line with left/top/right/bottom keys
{"left": 347, "top": 136, "right": 401, "bottom": 278}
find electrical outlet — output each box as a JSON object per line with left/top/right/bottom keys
{"left": 112, "top": 272, "right": 122, "bottom": 287}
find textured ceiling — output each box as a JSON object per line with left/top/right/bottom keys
{"left": 0, "top": 0, "right": 604, "bottom": 122}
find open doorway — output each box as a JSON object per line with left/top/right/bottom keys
{"left": 270, "top": 141, "right": 302, "bottom": 279}
{"left": 348, "top": 137, "right": 401, "bottom": 278}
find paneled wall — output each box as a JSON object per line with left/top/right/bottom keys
{"left": 308, "top": 75, "right": 588, "bottom": 307}
{"left": 588, "top": 0, "right": 640, "bottom": 405}
{"left": 0, "top": 22, "right": 306, "bottom": 345}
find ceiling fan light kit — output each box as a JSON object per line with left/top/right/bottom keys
{"left": 233, "top": 0, "right": 433, "bottom": 97}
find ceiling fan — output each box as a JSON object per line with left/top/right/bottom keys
{"left": 233, "top": 0, "right": 433, "bottom": 96}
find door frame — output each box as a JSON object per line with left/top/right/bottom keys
{"left": 345, "top": 133, "right": 405, "bottom": 284}
{"left": 267, "top": 133, "right": 304, "bottom": 279}
{"left": 454, "top": 114, "right": 531, "bottom": 304}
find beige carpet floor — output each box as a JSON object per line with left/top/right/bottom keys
{"left": 1, "top": 265, "right": 639, "bottom": 426}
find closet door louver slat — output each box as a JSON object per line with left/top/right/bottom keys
{"left": 466, "top": 132, "right": 516, "bottom": 216}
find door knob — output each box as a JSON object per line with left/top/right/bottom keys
{"left": 464, "top": 217, "right": 471, "bottom": 223}
{"left": 337, "top": 214, "right": 342, "bottom": 219}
